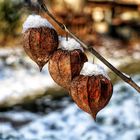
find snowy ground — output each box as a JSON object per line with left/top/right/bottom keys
{"left": 0, "top": 47, "right": 60, "bottom": 107}
{"left": 0, "top": 75, "right": 140, "bottom": 140}
{"left": 0, "top": 47, "right": 140, "bottom": 140}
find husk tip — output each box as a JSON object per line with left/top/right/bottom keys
{"left": 39, "top": 66, "right": 43, "bottom": 72}
{"left": 91, "top": 112, "right": 97, "bottom": 121}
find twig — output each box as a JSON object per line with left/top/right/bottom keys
{"left": 39, "top": 2, "right": 140, "bottom": 93}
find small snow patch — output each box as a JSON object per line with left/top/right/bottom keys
{"left": 80, "top": 62, "right": 110, "bottom": 79}
{"left": 22, "top": 15, "right": 54, "bottom": 33}
{"left": 59, "top": 37, "right": 84, "bottom": 52}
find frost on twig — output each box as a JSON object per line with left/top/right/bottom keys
{"left": 122, "top": 72, "right": 131, "bottom": 79}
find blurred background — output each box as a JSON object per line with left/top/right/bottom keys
{"left": 0, "top": 0, "right": 140, "bottom": 140}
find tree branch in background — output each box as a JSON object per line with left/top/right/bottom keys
{"left": 38, "top": 1, "right": 140, "bottom": 93}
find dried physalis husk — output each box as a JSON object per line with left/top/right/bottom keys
{"left": 49, "top": 49, "right": 87, "bottom": 90}
{"left": 22, "top": 15, "right": 59, "bottom": 71}
{"left": 48, "top": 38, "right": 88, "bottom": 89}
{"left": 70, "top": 62, "right": 113, "bottom": 120}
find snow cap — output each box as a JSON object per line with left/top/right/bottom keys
{"left": 59, "top": 37, "right": 84, "bottom": 52}
{"left": 80, "top": 62, "right": 110, "bottom": 79}
{"left": 22, "top": 14, "right": 54, "bottom": 33}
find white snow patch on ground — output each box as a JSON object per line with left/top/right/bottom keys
{"left": 0, "top": 48, "right": 58, "bottom": 106}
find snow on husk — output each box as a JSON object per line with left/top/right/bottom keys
{"left": 22, "top": 15, "right": 54, "bottom": 33}
{"left": 80, "top": 62, "right": 110, "bottom": 79}
{"left": 0, "top": 48, "right": 140, "bottom": 140}
{"left": 59, "top": 37, "right": 84, "bottom": 52}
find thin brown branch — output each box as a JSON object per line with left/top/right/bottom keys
{"left": 39, "top": 2, "right": 140, "bottom": 93}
